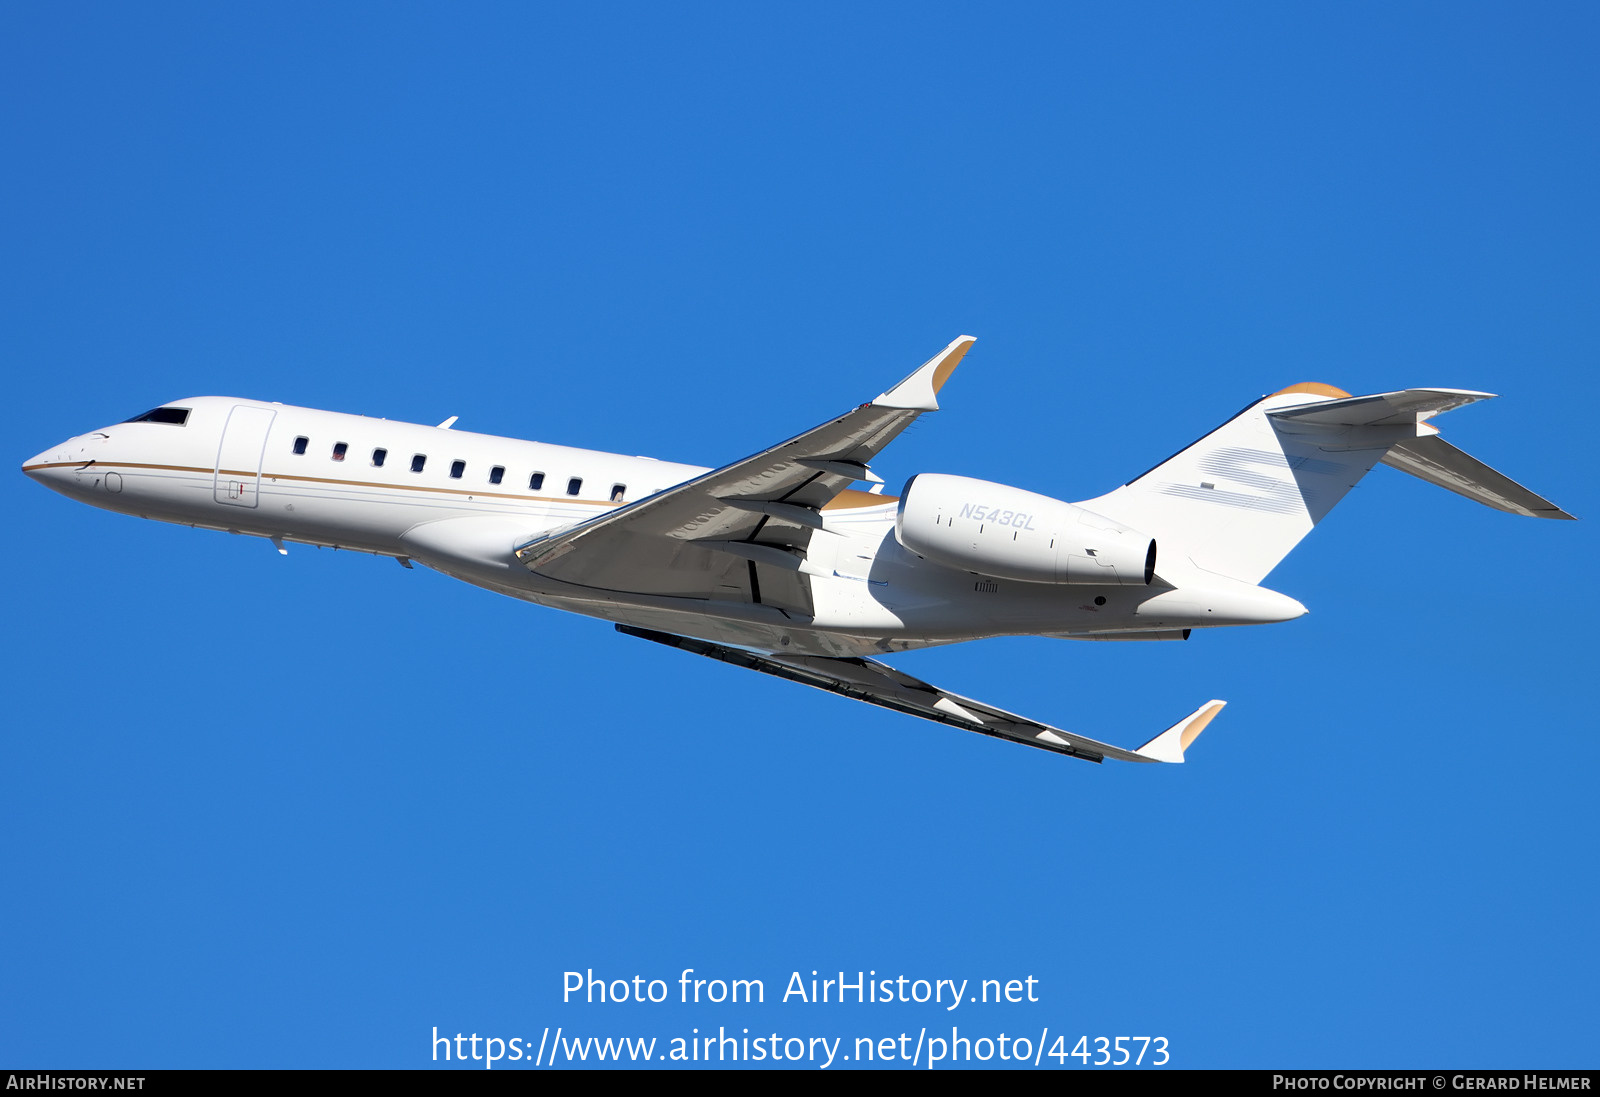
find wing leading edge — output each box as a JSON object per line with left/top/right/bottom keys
{"left": 619, "top": 625, "right": 1222, "bottom": 764}
{"left": 514, "top": 336, "right": 977, "bottom": 616}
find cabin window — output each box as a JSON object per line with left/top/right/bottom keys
{"left": 123, "top": 407, "right": 190, "bottom": 426}
{"left": 529, "top": 472, "right": 545, "bottom": 491}
{"left": 411, "top": 454, "right": 427, "bottom": 473}
{"left": 489, "top": 466, "right": 504, "bottom": 485}
{"left": 293, "top": 436, "right": 309, "bottom": 455}
{"left": 567, "top": 477, "right": 583, "bottom": 496}
{"left": 332, "top": 442, "right": 348, "bottom": 462}
{"left": 371, "top": 448, "right": 387, "bottom": 467}
{"left": 450, "top": 460, "right": 466, "bottom": 479}
{"left": 611, "top": 483, "right": 626, "bottom": 502}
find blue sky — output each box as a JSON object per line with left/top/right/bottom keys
{"left": 4, "top": 2, "right": 1596, "bottom": 1069}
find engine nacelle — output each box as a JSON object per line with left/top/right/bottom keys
{"left": 895, "top": 474, "right": 1156, "bottom": 585}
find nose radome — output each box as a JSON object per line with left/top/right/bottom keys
{"left": 23, "top": 441, "right": 87, "bottom": 490}
{"left": 23, "top": 447, "right": 57, "bottom": 479}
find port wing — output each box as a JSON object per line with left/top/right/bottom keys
{"left": 619, "top": 625, "right": 1223, "bottom": 764}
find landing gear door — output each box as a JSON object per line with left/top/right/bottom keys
{"left": 214, "top": 405, "right": 277, "bottom": 508}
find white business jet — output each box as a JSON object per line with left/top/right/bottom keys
{"left": 22, "top": 337, "right": 1571, "bottom": 765}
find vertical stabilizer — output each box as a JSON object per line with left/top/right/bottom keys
{"left": 1078, "top": 385, "right": 1405, "bottom": 584}
{"left": 1080, "top": 383, "right": 1569, "bottom": 584}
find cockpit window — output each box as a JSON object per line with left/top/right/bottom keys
{"left": 123, "top": 407, "right": 190, "bottom": 426}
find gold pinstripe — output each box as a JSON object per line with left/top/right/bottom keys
{"left": 23, "top": 460, "right": 902, "bottom": 512}
{"left": 22, "top": 461, "right": 621, "bottom": 507}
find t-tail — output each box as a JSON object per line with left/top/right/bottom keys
{"left": 1078, "top": 383, "right": 1573, "bottom": 585}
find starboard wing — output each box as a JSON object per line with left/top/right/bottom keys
{"left": 513, "top": 336, "right": 976, "bottom": 616}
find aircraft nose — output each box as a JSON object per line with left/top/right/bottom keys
{"left": 23, "top": 446, "right": 58, "bottom": 479}
{"left": 23, "top": 441, "right": 85, "bottom": 492}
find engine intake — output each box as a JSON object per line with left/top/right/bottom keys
{"left": 895, "top": 474, "right": 1155, "bottom": 586}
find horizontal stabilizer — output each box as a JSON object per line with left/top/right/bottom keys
{"left": 1381, "top": 435, "right": 1575, "bottom": 520}
{"left": 618, "top": 625, "right": 1219, "bottom": 764}
{"left": 1081, "top": 381, "right": 1572, "bottom": 584}
{"left": 1269, "top": 387, "right": 1494, "bottom": 429}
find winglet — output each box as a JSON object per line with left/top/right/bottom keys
{"left": 1133, "top": 700, "right": 1226, "bottom": 763}
{"left": 873, "top": 335, "right": 976, "bottom": 411}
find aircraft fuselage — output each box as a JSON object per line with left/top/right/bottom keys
{"left": 24, "top": 395, "right": 1305, "bottom": 659}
